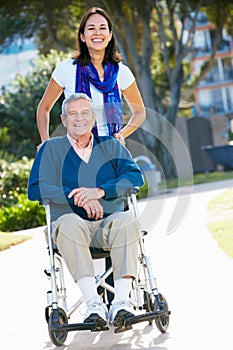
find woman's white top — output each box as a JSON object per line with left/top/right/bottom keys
{"left": 52, "top": 58, "right": 135, "bottom": 135}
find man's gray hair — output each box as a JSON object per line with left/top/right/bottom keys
{"left": 62, "top": 93, "right": 92, "bottom": 115}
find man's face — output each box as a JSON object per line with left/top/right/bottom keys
{"left": 62, "top": 99, "right": 95, "bottom": 139}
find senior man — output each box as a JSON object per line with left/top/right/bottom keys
{"left": 28, "top": 93, "right": 144, "bottom": 329}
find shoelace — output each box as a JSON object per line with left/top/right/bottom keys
{"left": 79, "top": 300, "right": 102, "bottom": 316}
{"left": 108, "top": 300, "right": 131, "bottom": 318}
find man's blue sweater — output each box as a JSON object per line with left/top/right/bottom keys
{"left": 28, "top": 135, "right": 144, "bottom": 221}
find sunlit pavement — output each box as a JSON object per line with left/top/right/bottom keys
{"left": 1, "top": 179, "right": 233, "bottom": 350}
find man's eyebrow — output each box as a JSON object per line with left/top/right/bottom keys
{"left": 68, "top": 108, "right": 90, "bottom": 113}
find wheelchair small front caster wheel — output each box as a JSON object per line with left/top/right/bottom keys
{"left": 48, "top": 307, "right": 68, "bottom": 346}
{"left": 154, "top": 294, "right": 170, "bottom": 333}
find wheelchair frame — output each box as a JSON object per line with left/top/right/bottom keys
{"left": 44, "top": 188, "right": 170, "bottom": 346}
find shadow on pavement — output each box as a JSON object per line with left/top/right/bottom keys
{"left": 43, "top": 325, "right": 169, "bottom": 349}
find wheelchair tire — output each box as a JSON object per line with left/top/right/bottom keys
{"left": 154, "top": 294, "right": 169, "bottom": 333}
{"left": 45, "top": 306, "right": 50, "bottom": 324}
{"left": 48, "top": 307, "right": 68, "bottom": 346}
{"left": 143, "top": 291, "right": 154, "bottom": 325}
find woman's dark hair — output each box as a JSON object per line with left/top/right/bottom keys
{"left": 72, "top": 7, "right": 121, "bottom": 65}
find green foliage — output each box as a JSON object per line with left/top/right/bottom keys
{"left": 0, "top": 193, "right": 45, "bottom": 232}
{"left": 0, "top": 151, "right": 18, "bottom": 163}
{"left": 0, "top": 1, "right": 83, "bottom": 54}
{"left": 0, "top": 127, "right": 10, "bottom": 147}
{"left": 0, "top": 50, "right": 68, "bottom": 158}
{"left": 203, "top": 0, "right": 233, "bottom": 30}
{"left": 0, "top": 157, "right": 45, "bottom": 231}
{"left": 0, "top": 157, "right": 33, "bottom": 208}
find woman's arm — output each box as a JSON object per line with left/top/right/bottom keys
{"left": 116, "top": 81, "right": 146, "bottom": 140}
{"left": 37, "top": 78, "right": 64, "bottom": 143}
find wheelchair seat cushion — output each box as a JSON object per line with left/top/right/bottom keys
{"left": 90, "top": 247, "right": 110, "bottom": 259}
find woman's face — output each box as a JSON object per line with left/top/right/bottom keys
{"left": 80, "top": 13, "right": 112, "bottom": 53}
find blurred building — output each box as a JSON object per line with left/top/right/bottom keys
{"left": 189, "top": 12, "right": 233, "bottom": 149}
{"left": 175, "top": 12, "right": 233, "bottom": 173}
{"left": 192, "top": 13, "right": 233, "bottom": 121}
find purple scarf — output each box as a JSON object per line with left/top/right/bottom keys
{"left": 74, "top": 61, "right": 123, "bottom": 136}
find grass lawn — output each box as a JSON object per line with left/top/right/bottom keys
{"left": 162, "top": 170, "right": 233, "bottom": 189}
{"left": 208, "top": 220, "right": 233, "bottom": 259}
{"left": 207, "top": 188, "right": 233, "bottom": 259}
{"left": 207, "top": 188, "right": 233, "bottom": 211}
{"left": 0, "top": 233, "right": 32, "bottom": 252}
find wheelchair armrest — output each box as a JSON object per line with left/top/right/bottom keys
{"left": 122, "top": 186, "right": 140, "bottom": 199}
{"left": 40, "top": 199, "right": 50, "bottom": 206}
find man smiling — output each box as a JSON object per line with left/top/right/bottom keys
{"left": 28, "top": 93, "right": 144, "bottom": 330}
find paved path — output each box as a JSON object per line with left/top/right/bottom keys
{"left": 1, "top": 180, "right": 233, "bottom": 350}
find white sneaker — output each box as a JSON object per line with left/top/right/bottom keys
{"left": 108, "top": 300, "right": 134, "bottom": 327}
{"left": 84, "top": 296, "right": 108, "bottom": 325}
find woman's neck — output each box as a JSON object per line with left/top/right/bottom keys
{"left": 90, "top": 51, "right": 105, "bottom": 79}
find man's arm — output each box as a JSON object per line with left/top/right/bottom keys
{"left": 27, "top": 142, "right": 73, "bottom": 205}
{"left": 96, "top": 138, "right": 144, "bottom": 199}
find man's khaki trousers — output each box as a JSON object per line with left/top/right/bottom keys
{"left": 52, "top": 211, "right": 140, "bottom": 282}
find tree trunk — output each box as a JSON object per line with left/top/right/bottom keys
{"left": 157, "top": 66, "right": 184, "bottom": 178}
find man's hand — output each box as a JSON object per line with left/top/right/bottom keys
{"left": 68, "top": 187, "right": 105, "bottom": 207}
{"left": 68, "top": 187, "right": 105, "bottom": 220}
{"left": 83, "top": 200, "right": 104, "bottom": 220}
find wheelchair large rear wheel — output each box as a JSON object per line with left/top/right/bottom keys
{"left": 154, "top": 294, "right": 169, "bottom": 333}
{"left": 48, "top": 307, "right": 68, "bottom": 346}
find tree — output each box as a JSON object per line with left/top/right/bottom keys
{"left": 0, "top": 0, "right": 83, "bottom": 53}
{"left": 0, "top": 50, "right": 68, "bottom": 158}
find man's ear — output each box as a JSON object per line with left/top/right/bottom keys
{"left": 61, "top": 114, "right": 67, "bottom": 128}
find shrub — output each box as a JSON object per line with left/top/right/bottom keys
{"left": 0, "top": 193, "right": 45, "bottom": 232}
{"left": 0, "top": 156, "right": 33, "bottom": 208}
{"left": 0, "top": 157, "right": 46, "bottom": 231}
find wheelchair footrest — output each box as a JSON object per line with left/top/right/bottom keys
{"left": 120, "top": 309, "right": 169, "bottom": 329}
{"left": 51, "top": 321, "right": 109, "bottom": 332}
{"left": 90, "top": 324, "right": 109, "bottom": 332}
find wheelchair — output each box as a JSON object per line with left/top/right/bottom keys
{"left": 43, "top": 188, "right": 170, "bottom": 346}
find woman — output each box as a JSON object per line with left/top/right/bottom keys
{"left": 37, "top": 6, "right": 145, "bottom": 146}
{"left": 37, "top": 7, "right": 145, "bottom": 306}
